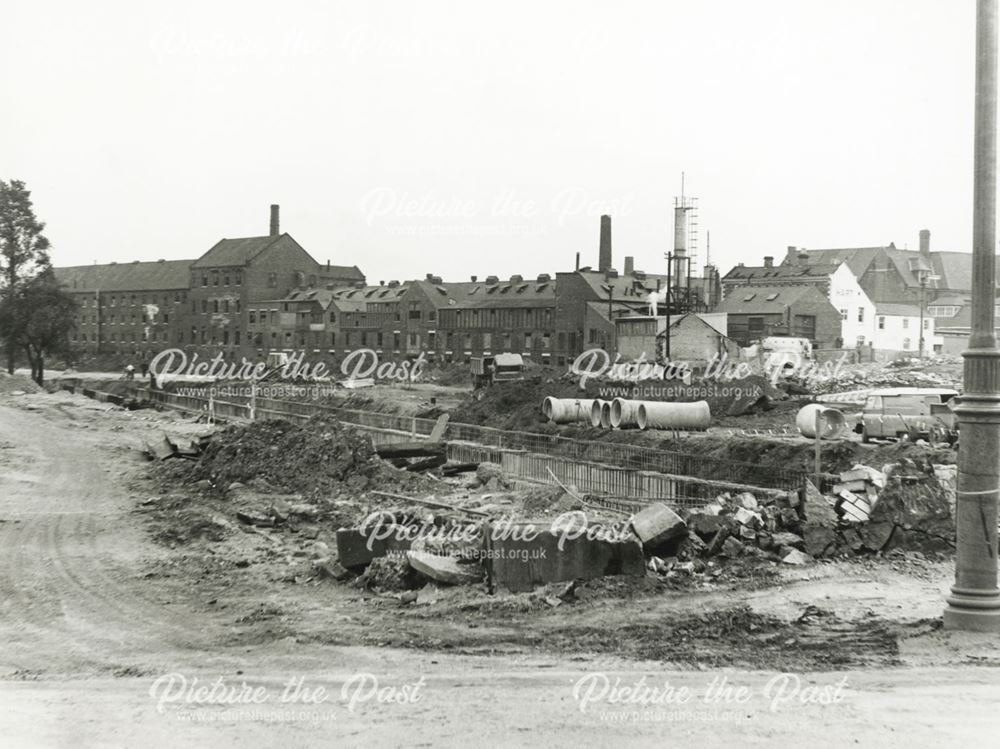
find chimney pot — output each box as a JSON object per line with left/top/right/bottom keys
{"left": 270, "top": 204, "right": 280, "bottom": 237}
{"left": 763, "top": 256, "right": 774, "bottom": 268}
{"left": 471, "top": 275, "right": 477, "bottom": 282}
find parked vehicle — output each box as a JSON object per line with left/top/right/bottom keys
{"left": 470, "top": 353, "right": 524, "bottom": 388}
{"left": 856, "top": 387, "right": 959, "bottom": 443}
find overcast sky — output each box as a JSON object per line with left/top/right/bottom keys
{"left": 2, "top": 1, "right": 978, "bottom": 282}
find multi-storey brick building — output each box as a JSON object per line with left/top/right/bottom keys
{"left": 56, "top": 259, "right": 194, "bottom": 358}
{"left": 56, "top": 205, "right": 365, "bottom": 361}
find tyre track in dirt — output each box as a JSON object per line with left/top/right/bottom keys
{"left": 0, "top": 403, "right": 219, "bottom": 675}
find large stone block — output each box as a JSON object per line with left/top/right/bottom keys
{"left": 490, "top": 523, "right": 644, "bottom": 593}
{"left": 335, "top": 526, "right": 411, "bottom": 569}
{"left": 630, "top": 503, "right": 687, "bottom": 550}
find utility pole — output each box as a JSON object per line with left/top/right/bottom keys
{"left": 918, "top": 272, "right": 927, "bottom": 357}
{"left": 944, "top": 0, "right": 1000, "bottom": 632}
{"left": 664, "top": 251, "right": 673, "bottom": 360}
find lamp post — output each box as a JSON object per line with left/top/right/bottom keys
{"left": 944, "top": 0, "right": 1000, "bottom": 632}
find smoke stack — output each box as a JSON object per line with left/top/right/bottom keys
{"left": 624, "top": 256, "right": 634, "bottom": 275}
{"left": 270, "top": 204, "right": 280, "bottom": 237}
{"left": 575, "top": 251, "right": 580, "bottom": 271}
{"left": 919, "top": 229, "right": 931, "bottom": 257}
{"left": 598, "top": 215, "right": 612, "bottom": 272}
{"left": 785, "top": 246, "right": 799, "bottom": 266}
{"left": 763, "top": 256, "right": 774, "bottom": 268}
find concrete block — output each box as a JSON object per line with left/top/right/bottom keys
{"left": 335, "top": 527, "right": 411, "bottom": 569}
{"left": 733, "top": 507, "right": 762, "bottom": 528}
{"left": 491, "top": 524, "right": 645, "bottom": 593}
{"left": 630, "top": 503, "right": 687, "bottom": 549}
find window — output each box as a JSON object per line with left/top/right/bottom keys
{"left": 224, "top": 273, "right": 230, "bottom": 286}
{"left": 878, "top": 316, "right": 885, "bottom": 330}
{"left": 235, "top": 271, "right": 242, "bottom": 285}
{"left": 902, "top": 318, "right": 909, "bottom": 329}
{"left": 211, "top": 271, "right": 219, "bottom": 286}
{"left": 839, "top": 309, "right": 847, "bottom": 321}
{"left": 330, "top": 332, "right": 336, "bottom": 346}
{"left": 249, "top": 311, "right": 256, "bottom": 325}
{"left": 329, "top": 311, "right": 336, "bottom": 323}
{"left": 213, "top": 300, "right": 219, "bottom": 313}
{"left": 857, "top": 307, "right": 865, "bottom": 323}
{"left": 376, "top": 332, "right": 383, "bottom": 347}
{"left": 903, "top": 337, "right": 911, "bottom": 349}
{"left": 202, "top": 275, "right": 208, "bottom": 287}
{"left": 483, "top": 332, "right": 492, "bottom": 350}
{"left": 268, "top": 272, "right": 278, "bottom": 288}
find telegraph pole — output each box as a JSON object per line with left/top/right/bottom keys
{"left": 944, "top": 0, "right": 1000, "bottom": 631}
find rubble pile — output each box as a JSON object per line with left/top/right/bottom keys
{"left": 807, "top": 356, "right": 961, "bottom": 395}
{"left": 192, "top": 414, "right": 430, "bottom": 495}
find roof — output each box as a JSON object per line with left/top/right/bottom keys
{"left": 791, "top": 245, "right": 999, "bottom": 293}
{"left": 571, "top": 270, "right": 670, "bottom": 303}
{"left": 716, "top": 284, "right": 829, "bottom": 314}
{"left": 191, "top": 235, "right": 284, "bottom": 268}
{"left": 722, "top": 262, "right": 840, "bottom": 282}
{"left": 876, "top": 302, "right": 921, "bottom": 316}
{"left": 321, "top": 264, "right": 365, "bottom": 282}
{"left": 441, "top": 278, "right": 557, "bottom": 309}
{"left": 55, "top": 259, "right": 193, "bottom": 292}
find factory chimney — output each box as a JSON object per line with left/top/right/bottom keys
{"left": 624, "top": 256, "right": 634, "bottom": 275}
{"left": 270, "top": 204, "right": 280, "bottom": 237}
{"left": 598, "top": 215, "right": 612, "bottom": 272}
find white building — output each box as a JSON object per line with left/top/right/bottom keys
{"left": 828, "top": 262, "right": 877, "bottom": 347}
{"left": 872, "top": 302, "right": 942, "bottom": 354}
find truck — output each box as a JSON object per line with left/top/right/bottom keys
{"left": 470, "top": 353, "right": 525, "bottom": 389}
{"left": 856, "top": 387, "right": 959, "bottom": 444}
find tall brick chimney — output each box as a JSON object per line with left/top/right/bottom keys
{"left": 270, "top": 204, "right": 280, "bottom": 237}
{"left": 763, "top": 256, "right": 774, "bottom": 268}
{"left": 919, "top": 229, "right": 931, "bottom": 258}
{"left": 598, "top": 215, "right": 612, "bottom": 272}
{"left": 624, "top": 255, "right": 634, "bottom": 275}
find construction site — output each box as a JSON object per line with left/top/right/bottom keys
{"left": 0, "top": 332, "right": 994, "bottom": 743}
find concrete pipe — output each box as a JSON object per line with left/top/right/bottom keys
{"left": 637, "top": 400, "right": 711, "bottom": 431}
{"left": 542, "top": 397, "right": 594, "bottom": 424}
{"left": 796, "top": 403, "right": 847, "bottom": 439}
{"left": 589, "top": 399, "right": 609, "bottom": 428}
{"left": 610, "top": 398, "right": 641, "bottom": 429}
{"left": 600, "top": 400, "right": 613, "bottom": 429}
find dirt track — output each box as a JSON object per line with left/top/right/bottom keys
{"left": 1, "top": 392, "right": 1000, "bottom": 747}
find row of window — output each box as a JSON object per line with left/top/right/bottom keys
{"left": 192, "top": 299, "right": 241, "bottom": 314}
{"left": 196, "top": 270, "right": 243, "bottom": 287}
{"left": 80, "top": 293, "right": 186, "bottom": 307}
{"left": 839, "top": 308, "right": 931, "bottom": 330}
{"left": 76, "top": 313, "right": 169, "bottom": 325}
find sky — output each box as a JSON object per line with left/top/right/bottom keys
{"left": 0, "top": 0, "right": 979, "bottom": 282}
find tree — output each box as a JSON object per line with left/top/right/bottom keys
{"left": 0, "top": 180, "right": 51, "bottom": 373}
{"left": 0, "top": 270, "right": 76, "bottom": 385}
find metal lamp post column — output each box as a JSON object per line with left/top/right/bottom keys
{"left": 944, "top": 0, "right": 1000, "bottom": 632}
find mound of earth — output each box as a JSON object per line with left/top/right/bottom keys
{"left": 0, "top": 371, "right": 43, "bottom": 394}
{"left": 193, "top": 414, "right": 428, "bottom": 495}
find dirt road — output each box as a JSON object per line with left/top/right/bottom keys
{"left": 1, "top": 394, "right": 999, "bottom": 747}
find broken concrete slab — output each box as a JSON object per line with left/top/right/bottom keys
{"left": 407, "top": 550, "right": 482, "bottom": 585}
{"left": 770, "top": 531, "right": 805, "bottom": 550}
{"left": 686, "top": 512, "right": 726, "bottom": 538}
{"left": 490, "top": 523, "right": 644, "bottom": 593}
{"left": 721, "top": 536, "right": 746, "bottom": 557}
{"left": 630, "top": 503, "right": 687, "bottom": 550}
{"left": 781, "top": 549, "right": 812, "bottom": 565}
{"left": 335, "top": 527, "right": 412, "bottom": 569}
{"left": 732, "top": 507, "right": 762, "bottom": 528}
{"left": 804, "top": 480, "right": 838, "bottom": 525}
